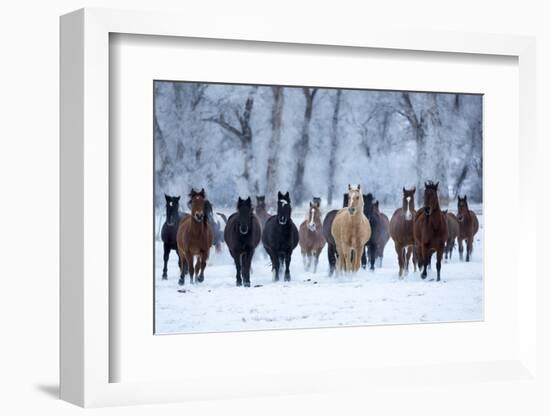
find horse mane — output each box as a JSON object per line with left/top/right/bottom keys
{"left": 424, "top": 181, "right": 439, "bottom": 191}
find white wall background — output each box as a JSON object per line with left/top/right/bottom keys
{"left": 0, "top": 1, "right": 548, "bottom": 415}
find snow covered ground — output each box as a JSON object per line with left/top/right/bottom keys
{"left": 155, "top": 206, "right": 483, "bottom": 334}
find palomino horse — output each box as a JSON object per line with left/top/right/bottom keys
{"left": 254, "top": 195, "right": 271, "bottom": 228}
{"left": 445, "top": 211, "right": 459, "bottom": 260}
{"left": 160, "top": 194, "right": 189, "bottom": 279}
{"left": 413, "top": 182, "right": 448, "bottom": 281}
{"left": 456, "top": 195, "right": 479, "bottom": 262}
{"left": 389, "top": 187, "right": 417, "bottom": 278}
{"left": 224, "top": 197, "right": 261, "bottom": 287}
{"left": 371, "top": 200, "right": 390, "bottom": 267}
{"left": 176, "top": 188, "right": 214, "bottom": 285}
{"left": 298, "top": 198, "right": 326, "bottom": 273}
{"left": 262, "top": 191, "right": 299, "bottom": 281}
{"left": 331, "top": 184, "right": 372, "bottom": 273}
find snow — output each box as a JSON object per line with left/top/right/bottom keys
{"left": 155, "top": 207, "right": 483, "bottom": 334}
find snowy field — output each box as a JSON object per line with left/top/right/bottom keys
{"left": 155, "top": 206, "right": 483, "bottom": 334}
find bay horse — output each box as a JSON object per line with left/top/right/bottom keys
{"left": 224, "top": 197, "right": 261, "bottom": 287}
{"left": 298, "top": 198, "right": 326, "bottom": 273}
{"left": 413, "top": 181, "right": 448, "bottom": 281}
{"left": 176, "top": 188, "right": 214, "bottom": 285}
{"left": 389, "top": 187, "right": 418, "bottom": 278}
{"left": 254, "top": 195, "right": 271, "bottom": 228}
{"left": 371, "top": 200, "right": 390, "bottom": 267}
{"left": 160, "top": 194, "right": 189, "bottom": 279}
{"left": 456, "top": 195, "right": 479, "bottom": 262}
{"left": 445, "top": 211, "right": 459, "bottom": 260}
{"left": 331, "top": 184, "right": 372, "bottom": 273}
{"left": 262, "top": 191, "right": 299, "bottom": 281}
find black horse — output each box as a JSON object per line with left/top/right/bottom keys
{"left": 160, "top": 194, "right": 188, "bottom": 279}
{"left": 224, "top": 197, "right": 261, "bottom": 287}
{"left": 262, "top": 191, "right": 299, "bottom": 282}
{"left": 322, "top": 210, "right": 339, "bottom": 277}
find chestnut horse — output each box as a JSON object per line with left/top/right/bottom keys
{"left": 445, "top": 211, "right": 459, "bottom": 260}
{"left": 331, "top": 184, "right": 372, "bottom": 273}
{"left": 413, "top": 182, "right": 448, "bottom": 281}
{"left": 389, "top": 187, "right": 417, "bottom": 278}
{"left": 299, "top": 199, "right": 326, "bottom": 273}
{"left": 176, "top": 189, "right": 214, "bottom": 285}
{"left": 456, "top": 195, "right": 479, "bottom": 262}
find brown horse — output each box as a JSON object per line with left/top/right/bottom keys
{"left": 456, "top": 195, "right": 479, "bottom": 262}
{"left": 371, "top": 200, "right": 390, "bottom": 267}
{"left": 413, "top": 181, "right": 448, "bottom": 281}
{"left": 445, "top": 211, "right": 459, "bottom": 260}
{"left": 176, "top": 189, "right": 214, "bottom": 285}
{"left": 331, "top": 184, "right": 372, "bottom": 273}
{"left": 254, "top": 195, "right": 271, "bottom": 229}
{"left": 299, "top": 199, "right": 326, "bottom": 273}
{"left": 389, "top": 187, "right": 417, "bottom": 278}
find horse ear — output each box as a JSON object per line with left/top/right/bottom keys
{"left": 246, "top": 197, "right": 251, "bottom": 205}
{"left": 435, "top": 182, "right": 439, "bottom": 190}
{"left": 285, "top": 192, "right": 290, "bottom": 199}
{"left": 278, "top": 191, "right": 283, "bottom": 199}
{"left": 348, "top": 184, "right": 351, "bottom": 190}
{"left": 175, "top": 196, "right": 180, "bottom": 202}
{"left": 412, "top": 187, "right": 416, "bottom": 194}
{"left": 165, "top": 194, "right": 169, "bottom": 201}
{"left": 358, "top": 184, "right": 361, "bottom": 190}
{"left": 402, "top": 187, "right": 406, "bottom": 194}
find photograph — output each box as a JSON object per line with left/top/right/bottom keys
{"left": 154, "top": 81, "right": 483, "bottom": 334}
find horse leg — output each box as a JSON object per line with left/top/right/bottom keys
{"left": 242, "top": 251, "right": 253, "bottom": 287}
{"left": 420, "top": 246, "right": 428, "bottom": 279}
{"left": 284, "top": 251, "right": 292, "bottom": 282}
{"left": 361, "top": 245, "right": 367, "bottom": 270}
{"left": 313, "top": 251, "right": 320, "bottom": 273}
{"left": 327, "top": 244, "right": 336, "bottom": 277}
{"left": 234, "top": 254, "right": 242, "bottom": 286}
{"left": 466, "top": 237, "right": 473, "bottom": 262}
{"left": 186, "top": 253, "right": 195, "bottom": 284}
{"left": 301, "top": 249, "right": 307, "bottom": 270}
{"left": 198, "top": 254, "right": 207, "bottom": 283}
{"left": 458, "top": 238, "right": 464, "bottom": 261}
{"left": 436, "top": 246, "right": 444, "bottom": 281}
{"left": 368, "top": 243, "right": 376, "bottom": 271}
{"left": 405, "top": 246, "right": 413, "bottom": 275}
{"left": 178, "top": 250, "right": 187, "bottom": 286}
{"left": 395, "top": 242, "right": 404, "bottom": 278}
{"left": 272, "top": 253, "right": 280, "bottom": 282}
{"left": 162, "top": 244, "right": 170, "bottom": 279}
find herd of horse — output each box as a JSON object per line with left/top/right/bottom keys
{"left": 160, "top": 181, "right": 479, "bottom": 287}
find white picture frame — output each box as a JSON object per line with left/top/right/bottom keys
{"left": 60, "top": 8, "right": 537, "bottom": 407}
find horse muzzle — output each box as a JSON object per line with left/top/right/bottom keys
{"left": 348, "top": 207, "right": 356, "bottom": 215}
{"left": 239, "top": 225, "right": 249, "bottom": 235}
{"left": 424, "top": 207, "right": 431, "bottom": 216}
{"left": 457, "top": 214, "right": 464, "bottom": 222}
{"left": 307, "top": 223, "right": 316, "bottom": 232}
{"left": 404, "top": 211, "right": 412, "bottom": 221}
{"left": 194, "top": 212, "right": 204, "bottom": 222}
{"left": 278, "top": 216, "right": 287, "bottom": 225}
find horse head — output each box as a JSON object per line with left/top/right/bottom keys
{"left": 457, "top": 195, "right": 469, "bottom": 223}
{"left": 402, "top": 187, "right": 416, "bottom": 220}
{"left": 237, "top": 197, "right": 253, "bottom": 235}
{"left": 188, "top": 188, "right": 206, "bottom": 223}
{"left": 423, "top": 181, "right": 440, "bottom": 216}
{"left": 363, "top": 193, "right": 376, "bottom": 220}
{"left": 312, "top": 196, "right": 321, "bottom": 208}
{"left": 307, "top": 200, "right": 321, "bottom": 231}
{"left": 276, "top": 191, "right": 291, "bottom": 225}
{"left": 346, "top": 184, "right": 363, "bottom": 216}
{"left": 164, "top": 194, "right": 180, "bottom": 226}
{"left": 255, "top": 195, "right": 266, "bottom": 210}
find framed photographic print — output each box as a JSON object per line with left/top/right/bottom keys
{"left": 60, "top": 8, "right": 538, "bottom": 407}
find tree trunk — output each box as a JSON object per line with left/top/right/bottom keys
{"left": 327, "top": 89, "right": 341, "bottom": 206}
{"left": 265, "top": 86, "right": 285, "bottom": 204}
{"left": 292, "top": 87, "right": 317, "bottom": 205}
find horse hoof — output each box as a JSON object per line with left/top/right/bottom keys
{"left": 284, "top": 275, "right": 291, "bottom": 282}
{"left": 236, "top": 281, "right": 242, "bottom": 287}
{"left": 178, "top": 278, "right": 185, "bottom": 286}
{"left": 421, "top": 273, "right": 427, "bottom": 280}
{"left": 162, "top": 275, "right": 168, "bottom": 280}
{"left": 244, "top": 282, "right": 251, "bottom": 288}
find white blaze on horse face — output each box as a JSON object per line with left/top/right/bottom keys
{"left": 405, "top": 196, "right": 412, "bottom": 220}
{"left": 308, "top": 208, "right": 315, "bottom": 229}
{"left": 279, "top": 199, "right": 288, "bottom": 206}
